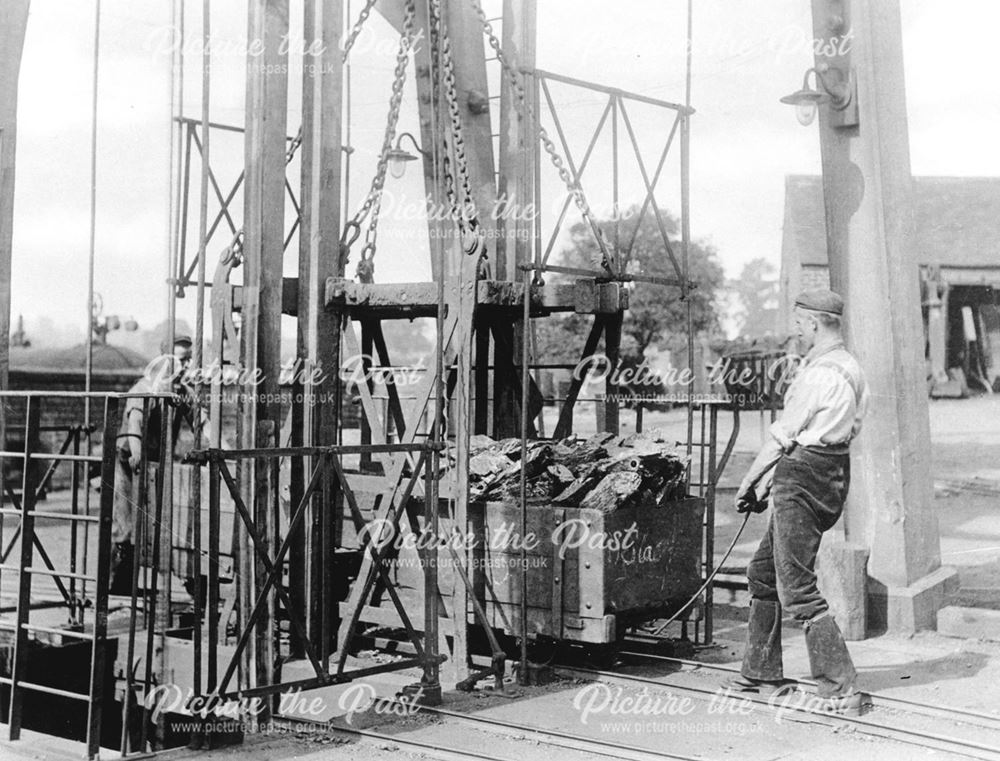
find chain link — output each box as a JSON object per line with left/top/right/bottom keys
{"left": 429, "top": 0, "right": 487, "bottom": 262}
{"left": 341, "top": 0, "right": 378, "bottom": 61}
{"left": 198, "top": 4, "right": 375, "bottom": 281}
{"left": 343, "top": 0, "right": 416, "bottom": 282}
{"left": 217, "top": 126, "right": 303, "bottom": 271}
{"left": 468, "top": 0, "right": 612, "bottom": 272}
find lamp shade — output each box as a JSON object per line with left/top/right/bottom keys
{"left": 386, "top": 147, "right": 418, "bottom": 179}
{"left": 779, "top": 86, "right": 830, "bottom": 126}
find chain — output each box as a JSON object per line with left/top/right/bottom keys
{"left": 341, "top": 0, "right": 378, "bottom": 61}
{"left": 468, "top": 0, "right": 612, "bottom": 272}
{"left": 285, "top": 127, "right": 303, "bottom": 163}
{"left": 211, "top": 126, "right": 302, "bottom": 272}
{"left": 194, "top": 4, "right": 374, "bottom": 284}
{"left": 345, "top": 0, "right": 416, "bottom": 283}
{"left": 429, "top": 0, "right": 486, "bottom": 261}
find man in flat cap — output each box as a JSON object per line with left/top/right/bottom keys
{"left": 725, "top": 288, "right": 869, "bottom": 714}
{"left": 110, "top": 333, "right": 204, "bottom": 594}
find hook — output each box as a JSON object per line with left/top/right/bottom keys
{"left": 356, "top": 242, "right": 376, "bottom": 284}
{"left": 340, "top": 220, "right": 362, "bottom": 249}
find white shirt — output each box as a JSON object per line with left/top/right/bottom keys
{"left": 769, "top": 338, "right": 869, "bottom": 450}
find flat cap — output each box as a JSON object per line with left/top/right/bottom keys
{"left": 159, "top": 333, "right": 193, "bottom": 354}
{"left": 794, "top": 288, "right": 843, "bottom": 316}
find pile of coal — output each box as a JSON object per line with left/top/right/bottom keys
{"left": 467, "top": 432, "right": 689, "bottom": 512}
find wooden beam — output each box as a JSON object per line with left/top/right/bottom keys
{"left": 326, "top": 278, "right": 628, "bottom": 315}
{"left": 497, "top": 0, "right": 537, "bottom": 281}
{"left": 492, "top": 0, "right": 537, "bottom": 441}
{"left": 0, "top": 2, "right": 30, "bottom": 397}
{"left": 602, "top": 312, "right": 622, "bottom": 434}
{"left": 240, "top": 0, "right": 289, "bottom": 706}
{"left": 377, "top": 0, "right": 501, "bottom": 688}
{"left": 922, "top": 268, "right": 947, "bottom": 388}
{"left": 294, "top": 0, "right": 344, "bottom": 662}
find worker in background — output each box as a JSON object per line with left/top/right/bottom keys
{"left": 726, "top": 288, "right": 869, "bottom": 714}
{"left": 110, "top": 334, "right": 204, "bottom": 595}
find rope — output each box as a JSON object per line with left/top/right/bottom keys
{"left": 683, "top": 0, "right": 695, "bottom": 466}
{"left": 81, "top": 0, "right": 102, "bottom": 607}
{"left": 167, "top": 0, "right": 184, "bottom": 379}
{"left": 194, "top": 0, "right": 209, "bottom": 392}
{"left": 188, "top": 0, "right": 211, "bottom": 697}
{"left": 468, "top": 0, "right": 611, "bottom": 274}
{"left": 343, "top": 0, "right": 353, "bottom": 243}
{"left": 84, "top": 0, "right": 101, "bottom": 418}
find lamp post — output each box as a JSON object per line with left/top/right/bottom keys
{"left": 91, "top": 293, "right": 138, "bottom": 345}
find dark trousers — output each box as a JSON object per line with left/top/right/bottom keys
{"left": 748, "top": 447, "right": 849, "bottom": 620}
{"left": 742, "top": 446, "right": 857, "bottom": 696}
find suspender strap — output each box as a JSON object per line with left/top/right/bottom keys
{"left": 812, "top": 359, "right": 864, "bottom": 404}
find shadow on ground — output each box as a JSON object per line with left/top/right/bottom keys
{"left": 857, "top": 650, "right": 991, "bottom": 692}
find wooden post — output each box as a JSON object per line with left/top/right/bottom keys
{"left": 240, "top": 0, "right": 288, "bottom": 711}
{"left": 498, "top": 0, "right": 536, "bottom": 282}
{"left": 295, "top": 0, "right": 343, "bottom": 662}
{"left": 445, "top": 0, "right": 500, "bottom": 686}
{"left": 378, "top": 0, "right": 498, "bottom": 685}
{"left": 923, "top": 267, "right": 948, "bottom": 390}
{"left": 492, "top": 0, "right": 537, "bottom": 439}
{"left": 0, "top": 2, "right": 31, "bottom": 400}
{"left": 811, "top": 0, "right": 957, "bottom": 633}
{"left": 444, "top": 0, "right": 498, "bottom": 268}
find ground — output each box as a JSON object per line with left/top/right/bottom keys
{"left": 4, "top": 396, "right": 1000, "bottom": 760}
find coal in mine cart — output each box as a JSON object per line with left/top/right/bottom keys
{"left": 459, "top": 432, "right": 705, "bottom": 645}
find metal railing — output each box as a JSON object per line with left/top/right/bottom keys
{"left": 528, "top": 68, "right": 693, "bottom": 286}
{"left": 174, "top": 441, "right": 443, "bottom": 706}
{"left": 0, "top": 391, "right": 172, "bottom": 760}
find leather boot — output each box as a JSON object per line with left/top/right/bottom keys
{"left": 740, "top": 599, "right": 783, "bottom": 681}
{"left": 804, "top": 614, "right": 857, "bottom": 698}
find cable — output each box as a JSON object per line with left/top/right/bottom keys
{"left": 650, "top": 510, "right": 751, "bottom": 637}
{"left": 85, "top": 0, "right": 101, "bottom": 407}
{"left": 80, "top": 0, "right": 102, "bottom": 609}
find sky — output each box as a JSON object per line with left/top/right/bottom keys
{"left": 9, "top": 0, "right": 1000, "bottom": 348}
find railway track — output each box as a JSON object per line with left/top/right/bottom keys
{"left": 277, "top": 651, "right": 1000, "bottom": 761}
{"left": 285, "top": 703, "right": 706, "bottom": 761}
{"left": 551, "top": 650, "right": 1000, "bottom": 761}
{"left": 620, "top": 647, "right": 1000, "bottom": 729}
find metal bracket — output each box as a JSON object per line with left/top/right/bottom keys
{"left": 550, "top": 508, "right": 565, "bottom": 638}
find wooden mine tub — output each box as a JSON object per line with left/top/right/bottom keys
{"left": 465, "top": 495, "right": 705, "bottom": 645}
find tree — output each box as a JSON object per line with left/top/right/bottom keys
{"left": 731, "top": 257, "right": 779, "bottom": 339}
{"left": 547, "top": 205, "right": 725, "bottom": 362}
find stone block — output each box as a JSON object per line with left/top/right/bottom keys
{"left": 816, "top": 538, "right": 869, "bottom": 640}
{"left": 937, "top": 606, "right": 1000, "bottom": 641}
{"left": 868, "top": 566, "right": 960, "bottom": 633}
